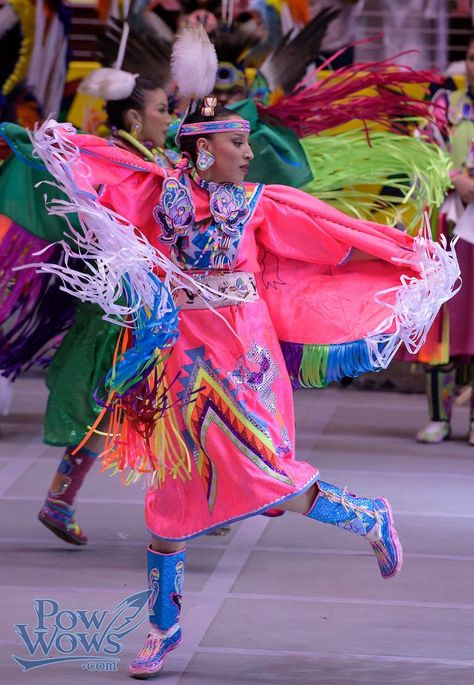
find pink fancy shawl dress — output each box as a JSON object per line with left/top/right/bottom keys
{"left": 31, "top": 123, "right": 458, "bottom": 539}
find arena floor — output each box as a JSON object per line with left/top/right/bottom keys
{"left": 1, "top": 376, "right": 473, "bottom": 684}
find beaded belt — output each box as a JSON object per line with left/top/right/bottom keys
{"left": 174, "top": 272, "right": 258, "bottom": 309}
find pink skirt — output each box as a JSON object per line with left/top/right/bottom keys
{"left": 144, "top": 299, "right": 318, "bottom": 540}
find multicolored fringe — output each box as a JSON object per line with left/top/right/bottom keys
{"left": 0, "top": 217, "right": 74, "bottom": 379}
{"left": 30, "top": 120, "right": 252, "bottom": 394}
{"left": 102, "top": 275, "right": 180, "bottom": 400}
{"left": 80, "top": 336, "right": 193, "bottom": 487}
{"left": 97, "top": 372, "right": 193, "bottom": 488}
{"left": 261, "top": 58, "right": 442, "bottom": 138}
{"left": 301, "top": 130, "right": 451, "bottom": 232}
{"left": 29, "top": 120, "right": 267, "bottom": 485}
{"left": 398, "top": 212, "right": 450, "bottom": 365}
{"left": 281, "top": 339, "right": 381, "bottom": 389}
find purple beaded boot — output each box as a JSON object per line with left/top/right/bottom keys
{"left": 38, "top": 446, "right": 97, "bottom": 545}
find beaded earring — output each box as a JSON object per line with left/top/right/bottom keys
{"left": 196, "top": 149, "right": 215, "bottom": 170}
{"left": 131, "top": 121, "right": 142, "bottom": 139}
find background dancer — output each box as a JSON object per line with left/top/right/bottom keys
{"left": 0, "top": 71, "right": 174, "bottom": 545}
{"left": 416, "top": 35, "right": 474, "bottom": 445}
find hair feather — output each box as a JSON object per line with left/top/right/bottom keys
{"left": 78, "top": 68, "right": 137, "bottom": 101}
{"left": 171, "top": 26, "right": 217, "bottom": 98}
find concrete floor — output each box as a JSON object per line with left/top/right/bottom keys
{"left": 1, "top": 376, "right": 473, "bottom": 684}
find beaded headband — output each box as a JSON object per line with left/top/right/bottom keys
{"left": 179, "top": 120, "right": 251, "bottom": 136}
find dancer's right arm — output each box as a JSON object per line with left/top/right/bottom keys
{"left": 27, "top": 121, "right": 175, "bottom": 319}
{"left": 0, "top": 122, "right": 168, "bottom": 246}
{"left": 32, "top": 122, "right": 167, "bottom": 244}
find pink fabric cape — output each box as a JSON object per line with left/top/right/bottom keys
{"left": 70, "top": 133, "right": 422, "bottom": 348}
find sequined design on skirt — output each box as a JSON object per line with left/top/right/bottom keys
{"left": 177, "top": 346, "right": 294, "bottom": 512}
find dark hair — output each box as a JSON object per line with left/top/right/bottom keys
{"left": 0, "top": 84, "right": 43, "bottom": 125}
{"left": 468, "top": 34, "right": 474, "bottom": 52}
{"left": 105, "top": 77, "right": 164, "bottom": 131}
{"left": 178, "top": 105, "right": 242, "bottom": 161}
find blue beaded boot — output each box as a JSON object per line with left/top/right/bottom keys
{"left": 306, "top": 481, "right": 403, "bottom": 579}
{"left": 129, "top": 547, "right": 185, "bottom": 679}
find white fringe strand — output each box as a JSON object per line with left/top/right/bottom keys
{"left": 367, "top": 217, "right": 461, "bottom": 369}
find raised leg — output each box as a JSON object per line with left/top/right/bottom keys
{"left": 305, "top": 481, "right": 403, "bottom": 579}
{"left": 279, "top": 481, "right": 402, "bottom": 579}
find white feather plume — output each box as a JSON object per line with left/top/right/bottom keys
{"left": 78, "top": 68, "right": 137, "bottom": 101}
{"left": 170, "top": 26, "right": 217, "bottom": 98}
{"left": 0, "top": 3, "right": 18, "bottom": 40}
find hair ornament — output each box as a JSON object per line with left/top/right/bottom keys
{"left": 78, "top": 68, "right": 138, "bottom": 101}
{"left": 171, "top": 25, "right": 218, "bottom": 144}
{"left": 201, "top": 96, "right": 217, "bottom": 117}
{"left": 171, "top": 26, "right": 218, "bottom": 100}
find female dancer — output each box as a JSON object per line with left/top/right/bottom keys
{"left": 29, "top": 93, "right": 458, "bottom": 677}
{"left": 416, "top": 36, "right": 474, "bottom": 444}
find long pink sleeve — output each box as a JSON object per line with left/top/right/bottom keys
{"left": 257, "top": 185, "right": 419, "bottom": 269}
{"left": 59, "top": 130, "right": 164, "bottom": 189}
{"left": 253, "top": 185, "right": 454, "bottom": 352}
{"left": 47, "top": 128, "right": 166, "bottom": 245}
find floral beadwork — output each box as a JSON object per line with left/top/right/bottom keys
{"left": 173, "top": 181, "right": 263, "bottom": 270}
{"left": 208, "top": 182, "right": 250, "bottom": 237}
{"left": 154, "top": 169, "right": 263, "bottom": 268}
{"left": 154, "top": 177, "right": 194, "bottom": 244}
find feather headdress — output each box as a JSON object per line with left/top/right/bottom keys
{"left": 100, "top": 18, "right": 171, "bottom": 88}
{"left": 171, "top": 25, "right": 218, "bottom": 100}
{"left": 259, "top": 7, "right": 340, "bottom": 93}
